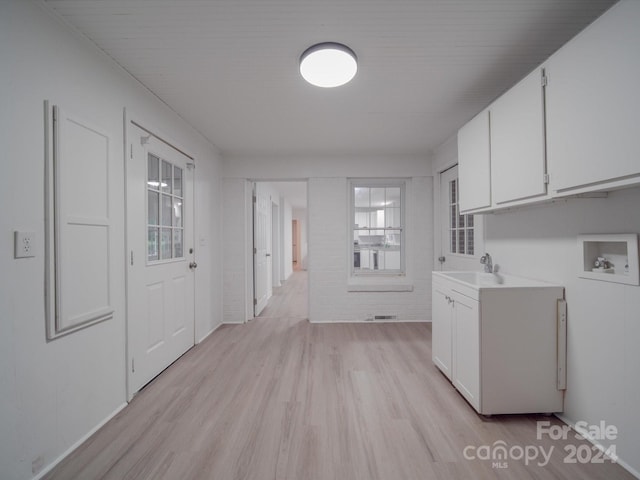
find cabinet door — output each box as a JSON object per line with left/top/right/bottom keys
{"left": 490, "top": 68, "right": 547, "bottom": 204}
{"left": 458, "top": 110, "right": 491, "bottom": 212}
{"left": 546, "top": 1, "right": 640, "bottom": 195}
{"left": 432, "top": 286, "right": 452, "bottom": 380}
{"left": 452, "top": 293, "right": 480, "bottom": 411}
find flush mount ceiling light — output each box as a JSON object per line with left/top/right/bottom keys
{"left": 299, "top": 42, "right": 358, "bottom": 88}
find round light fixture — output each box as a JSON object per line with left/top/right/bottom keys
{"left": 299, "top": 42, "right": 357, "bottom": 88}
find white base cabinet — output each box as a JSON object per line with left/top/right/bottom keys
{"left": 432, "top": 272, "right": 565, "bottom": 415}
{"left": 431, "top": 286, "right": 454, "bottom": 380}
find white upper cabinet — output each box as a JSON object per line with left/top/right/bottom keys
{"left": 490, "top": 68, "right": 547, "bottom": 205}
{"left": 455, "top": 1, "right": 640, "bottom": 213}
{"left": 458, "top": 110, "right": 491, "bottom": 212}
{"left": 546, "top": 0, "right": 640, "bottom": 196}
{"left": 457, "top": 67, "right": 547, "bottom": 214}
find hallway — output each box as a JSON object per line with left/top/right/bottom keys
{"left": 258, "top": 270, "right": 308, "bottom": 320}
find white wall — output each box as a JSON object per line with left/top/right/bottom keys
{"left": 431, "top": 136, "right": 640, "bottom": 477}
{"left": 222, "top": 155, "right": 432, "bottom": 324}
{"left": 224, "top": 154, "right": 430, "bottom": 178}
{"left": 194, "top": 155, "right": 224, "bottom": 342}
{"left": 0, "top": 2, "right": 223, "bottom": 479}
{"left": 484, "top": 189, "right": 640, "bottom": 477}
{"left": 222, "top": 179, "right": 251, "bottom": 324}
{"left": 292, "top": 208, "right": 308, "bottom": 270}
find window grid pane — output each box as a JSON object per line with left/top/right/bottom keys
{"left": 467, "top": 229, "right": 475, "bottom": 256}
{"left": 448, "top": 177, "right": 477, "bottom": 256}
{"left": 147, "top": 153, "right": 186, "bottom": 263}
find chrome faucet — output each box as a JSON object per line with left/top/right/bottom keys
{"left": 480, "top": 253, "right": 493, "bottom": 273}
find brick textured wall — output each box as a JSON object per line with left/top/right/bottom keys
{"left": 308, "top": 177, "right": 433, "bottom": 323}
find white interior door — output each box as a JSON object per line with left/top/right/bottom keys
{"left": 438, "top": 165, "right": 483, "bottom": 271}
{"left": 253, "top": 184, "right": 269, "bottom": 316}
{"left": 126, "top": 124, "right": 195, "bottom": 397}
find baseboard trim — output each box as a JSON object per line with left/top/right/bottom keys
{"left": 196, "top": 321, "right": 223, "bottom": 344}
{"left": 309, "top": 319, "right": 430, "bottom": 324}
{"left": 34, "top": 402, "right": 128, "bottom": 480}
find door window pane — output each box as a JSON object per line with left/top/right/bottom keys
{"left": 148, "top": 155, "right": 159, "bottom": 186}
{"left": 160, "top": 228, "right": 172, "bottom": 260}
{"left": 174, "top": 166, "right": 183, "bottom": 197}
{"left": 161, "top": 194, "right": 172, "bottom": 226}
{"left": 161, "top": 160, "right": 172, "bottom": 194}
{"left": 173, "top": 199, "right": 183, "bottom": 227}
{"left": 173, "top": 229, "right": 183, "bottom": 258}
{"left": 148, "top": 191, "right": 159, "bottom": 225}
{"left": 148, "top": 228, "right": 159, "bottom": 262}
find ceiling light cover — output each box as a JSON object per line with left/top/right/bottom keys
{"left": 300, "top": 43, "right": 357, "bottom": 88}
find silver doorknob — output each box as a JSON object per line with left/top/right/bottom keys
{"left": 189, "top": 262, "right": 198, "bottom": 270}
{"left": 266, "top": 253, "right": 271, "bottom": 257}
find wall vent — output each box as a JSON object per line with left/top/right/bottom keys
{"left": 374, "top": 315, "right": 397, "bottom": 320}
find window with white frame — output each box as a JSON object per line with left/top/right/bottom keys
{"left": 448, "top": 177, "right": 475, "bottom": 256}
{"left": 351, "top": 180, "right": 405, "bottom": 275}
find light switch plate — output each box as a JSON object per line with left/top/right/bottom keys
{"left": 14, "top": 231, "right": 35, "bottom": 258}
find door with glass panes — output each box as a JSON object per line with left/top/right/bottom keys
{"left": 126, "top": 125, "right": 195, "bottom": 398}
{"left": 438, "top": 165, "right": 483, "bottom": 271}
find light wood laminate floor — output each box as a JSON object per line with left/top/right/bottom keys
{"left": 45, "top": 272, "right": 633, "bottom": 479}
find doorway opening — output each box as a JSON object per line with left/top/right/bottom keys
{"left": 252, "top": 181, "right": 308, "bottom": 319}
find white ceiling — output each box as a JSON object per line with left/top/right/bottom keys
{"left": 44, "top": 0, "right": 617, "bottom": 158}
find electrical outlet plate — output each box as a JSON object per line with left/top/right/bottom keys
{"left": 14, "top": 231, "right": 35, "bottom": 258}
